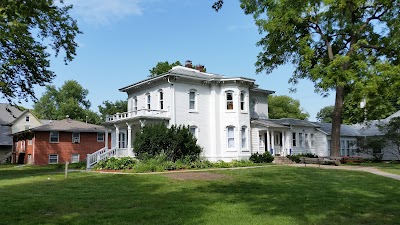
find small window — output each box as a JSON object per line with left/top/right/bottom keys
{"left": 159, "top": 91, "right": 164, "bottom": 110}
{"left": 71, "top": 154, "right": 80, "bottom": 163}
{"left": 226, "top": 92, "right": 234, "bottom": 110}
{"left": 49, "top": 154, "right": 58, "bottom": 164}
{"left": 310, "top": 134, "right": 314, "bottom": 147}
{"left": 241, "top": 126, "right": 247, "bottom": 148}
{"left": 28, "top": 139, "right": 32, "bottom": 145}
{"left": 97, "top": 133, "right": 105, "bottom": 142}
{"left": 134, "top": 97, "right": 138, "bottom": 111}
{"left": 49, "top": 132, "right": 59, "bottom": 143}
{"left": 305, "top": 133, "right": 309, "bottom": 147}
{"left": 240, "top": 92, "right": 245, "bottom": 111}
{"left": 227, "top": 126, "right": 235, "bottom": 148}
{"left": 25, "top": 116, "right": 30, "bottom": 122}
{"left": 72, "top": 132, "right": 80, "bottom": 143}
{"left": 189, "top": 90, "right": 196, "bottom": 110}
{"left": 299, "top": 133, "right": 303, "bottom": 147}
{"left": 189, "top": 126, "right": 197, "bottom": 138}
{"left": 292, "top": 132, "right": 297, "bottom": 147}
{"left": 146, "top": 93, "right": 151, "bottom": 110}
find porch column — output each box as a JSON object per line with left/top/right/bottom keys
{"left": 266, "top": 128, "right": 270, "bottom": 153}
{"left": 281, "top": 131, "right": 285, "bottom": 156}
{"left": 114, "top": 125, "right": 119, "bottom": 149}
{"left": 271, "top": 130, "right": 275, "bottom": 155}
{"left": 105, "top": 128, "right": 109, "bottom": 149}
{"left": 126, "top": 122, "right": 132, "bottom": 157}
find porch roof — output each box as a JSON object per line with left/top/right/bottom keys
{"left": 251, "top": 119, "right": 287, "bottom": 128}
{"left": 269, "top": 118, "right": 320, "bottom": 128}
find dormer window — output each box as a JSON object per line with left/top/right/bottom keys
{"left": 226, "top": 91, "right": 234, "bottom": 110}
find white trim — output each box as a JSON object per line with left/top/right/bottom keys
{"left": 72, "top": 132, "right": 80, "bottom": 143}
{"left": 49, "top": 154, "right": 58, "bottom": 164}
{"left": 49, "top": 131, "right": 59, "bottom": 143}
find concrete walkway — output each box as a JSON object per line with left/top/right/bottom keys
{"left": 288, "top": 163, "right": 400, "bottom": 181}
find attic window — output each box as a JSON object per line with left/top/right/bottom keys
{"left": 25, "top": 116, "right": 30, "bottom": 122}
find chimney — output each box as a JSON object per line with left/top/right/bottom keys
{"left": 195, "top": 65, "right": 205, "bottom": 72}
{"left": 185, "top": 60, "right": 192, "bottom": 68}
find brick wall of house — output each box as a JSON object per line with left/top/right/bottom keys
{"left": 12, "top": 137, "right": 33, "bottom": 164}
{"left": 33, "top": 131, "right": 110, "bottom": 165}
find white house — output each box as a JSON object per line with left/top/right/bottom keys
{"left": 86, "top": 63, "right": 399, "bottom": 167}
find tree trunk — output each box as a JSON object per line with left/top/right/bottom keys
{"left": 331, "top": 85, "right": 344, "bottom": 157}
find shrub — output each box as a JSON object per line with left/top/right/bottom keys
{"left": 94, "top": 157, "right": 138, "bottom": 170}
{"left": 133, "top": 123, "right": 202, "bottom": 162}
{"left": 249, "top": 152, "right": 274, "bottom": 163}
{"left": 298, "top": 153, "right": 318, "bottom": 158}
{"left": 286, "top": 155, "right": 301, "bottom": 163}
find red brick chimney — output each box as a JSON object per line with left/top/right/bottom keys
{"left": 185, "top": 60, "right": 192, "bottom": 68}
{"left": 195, "top": 65, "right": 205, "bottom": 72}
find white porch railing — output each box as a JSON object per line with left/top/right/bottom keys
{"left": 86, "top": 147, "right": 118, "bottom": 169}
{"left": 105, "top": 109, "right": 169, "bottom": 122}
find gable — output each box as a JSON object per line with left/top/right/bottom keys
{"left": 11, "top": 111, "right": 42, "bottom": 134}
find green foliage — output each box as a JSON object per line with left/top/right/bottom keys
{"left": 149, "top": 61, "right": 182, "bottom": 77}
{"left": 249, "top": 152, "right": 274, "bottom": 163}
{"left": 316, "top": 106, "right": 334, "bottom": 123}
{"left": 268, "top": 95, "right": 309, "bottom": 119}
{"left": 94, "top": 157, "right": 138, "bottom": 170}
{"left": 98, "top": 100, "right": 128, "bottom": 120}
{"left": 380, "top": 117, "right": 400, "bottom": 159}
{"left": 297, "top": 153, "right": 319, "bottom": 158}
{"left": 286, "top": 155, "right": 301, "bottom": 163}
{"left": 133, "top": 123, "right": 202, "bottom": 162}
{"left": 0, "top": 0, "right": 81, "bottom": 104}
{"left": 33, "top": 80, "right": 101, "bottom": 124}
{"left": 240, "top": 0, "right": 400, "bottom": 157}
{"left": 357, "top": 136, "right": 386, "bottom": 160}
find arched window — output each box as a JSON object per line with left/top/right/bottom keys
{"left": 241, "top": 126, "right": 247, "bottom": 148}
{"left": 227, "top": 126, "right": 235, "bottom": 148}
{"left": 189, "top": 89, "right": 197, "bottom": 110}
{"left": 226, "top": 91, "right": 234, "bottom": 110}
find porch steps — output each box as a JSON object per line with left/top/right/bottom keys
{"left": 273, "top": 156, "right": 295, "bottom": 165}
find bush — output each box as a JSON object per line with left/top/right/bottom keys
{"left": 298, "top": 153, "right": 318, "bottom": 158}
{"left": 133, "top": 123, "right": 202, "bottom": 162}
{"left": 286, "top": 155, "right": 301, "bottom": 163}
{"left": 94, "top": 157, "right": 138, "bottom": 170}
{"left": 249, "top": 152, "right": 274, "bottom": 163}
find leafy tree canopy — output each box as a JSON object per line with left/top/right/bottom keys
{"left": 236, "top": 0, "right": 400, "bottom": 157}
{"left": 33, "top": 80, "right": 101, "bottom": 124}
{"left": 98, "top": 100, "right": 128, "bottom": 120}
{"left": 149, "top": 61, "right": 182, "bottom": 77}
{"left": 268, "top": 95, "right": 309, "bottom": 120}
{"left": 0, "top": 0, "right": 81, "bottom": 104}
{"left": 316, "top": 106, "right": 334, "bottom": 123}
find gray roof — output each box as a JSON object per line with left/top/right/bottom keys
{"left": 313, "top": 122, "right": 362, "bottom": 136}
{"left": 0, "top": 104, "right": 23, "bottom": 125}
{"left": 0, "top": 126, "right": 12, "bottom": 145}
{"left": 269, "top": 118, "right": 319, "bottom": 128}
{"left": 251, "top": 88, "right": 275, "bottom": 95}
{"left": 168, "top": 66, "right": 225, "bottom": 79}
{"left": 31, "top": 119, "right": 105, "bottom": 133}
{"left": 251, "top": 119, "right": 287, "bottom": 128}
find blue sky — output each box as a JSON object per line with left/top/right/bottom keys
{"left": 19, "top": 0, "right": 334, "bottom": 120}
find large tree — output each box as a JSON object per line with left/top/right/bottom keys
{"left": 33, "top": 80, "right": 101, "bottom": 124}
{"left": 0, "top": 0, "right": 81, "bottom": 104}
{"left": 316, "top": 106, "right": 334, "bottom": 123}
{"left": 268, "top": 95, "right": 309, "bottom": 120}
{"left": 214, "top": 0, "right": 400, "bottom": 157}
{"left": 149, "top": 61, "right": 182, "bottom": 77}
{"left": 98, "top": 100, "right": 128, "bottom": 121}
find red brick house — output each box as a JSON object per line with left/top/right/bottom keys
{"left": 12, "top": 113, "right": 110, "bottom": 165}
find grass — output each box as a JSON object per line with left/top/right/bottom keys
{"left": 1, "top": 165, "right": 400, "bottom": 225}
{"left": 346, "top": 162, "right": 400, "bottom": 175}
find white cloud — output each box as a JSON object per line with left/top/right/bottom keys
{"left": 67, "top": 0, "right": 144, "bottom": 25}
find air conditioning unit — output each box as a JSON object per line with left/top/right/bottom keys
{"left": 73, "top": 138, "right": 80, "bottom": 143}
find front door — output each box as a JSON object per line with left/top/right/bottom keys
{"left": 17, "top": 153, "right": 25, "bottom": 164}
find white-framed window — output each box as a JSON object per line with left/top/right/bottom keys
{"left": 240, "top": 92, "right": 246, "bottom": 111}
{"left": 25, "top": 116, "right": 30, "bottom": 122}
{"left": 292, "top": 132, "right": 296, "bottom": 146}
{"left": 28, "top": 139, "right": 32, "bottom": 145}
{"left": 71, "top": 154, "right": 80, "bottom": 163}
{"left": 305, "top": 133, "right": 309, "bottom": 148}
{"left": 49, "top": 132, "right": 59, "bottom": 143}
{"left": 227, "top": 126, "right": 235, "bottom": 148}
{"left": 72, "top": 132, "right": 80, "bottom": 143}
{"left": 159, "top": 90, "right": 164, "bottom": 110}
{"left": 189, "top": 90, "right": 196, "bottom": 110}
{"left": 299, "top": 133, "right": 303, "bottom": 147}
{"left": 49, "top": 154, "right": 58, "bottom": 164}
{"left": 310, "top": 134, "right": 315, "bottom": 147}
{"left": 97, "top": 133, "right": 104, "bottom": 142}
{"left": 226, "top": 91, "right": 234, "bottom": 110}
{"left": 146, "top": 93, "right": 151, "bottom": 110}
{"left": 119, "top": 132, "right": 126, "bottom": 148}
{"left": 241, "top": 126, "right": 247, "bottom": 148}
{"left": 134, "top": 97, "right": 138, "bottom": 111}
{"left": 189, "top": 126, "right": 197, "bottom": 138}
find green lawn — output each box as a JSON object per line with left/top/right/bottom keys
{"left": 347, "top": 162, "right": 400, "bottom": 175}
{"left": 1, "top": 165, "right": 400, "bottom": 225}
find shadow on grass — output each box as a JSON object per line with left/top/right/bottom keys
{"left": 198, "top": 166, "right": 400, "bottom": 225}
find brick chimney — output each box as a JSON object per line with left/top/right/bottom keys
{"left": 185, "top": 60, "right": 193, "bottom": 68}
{"left": 195, "top": 65, "right": 205, "bottom": 72}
